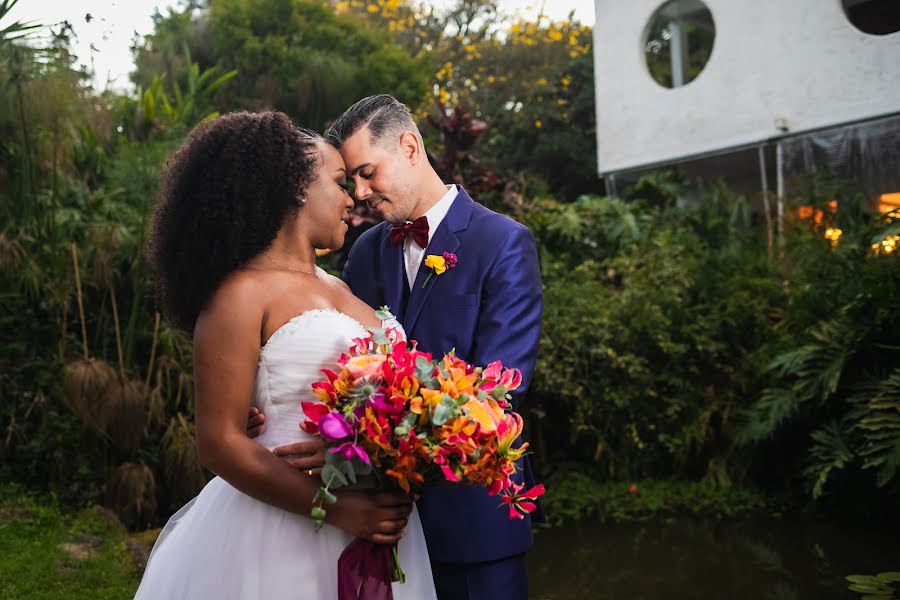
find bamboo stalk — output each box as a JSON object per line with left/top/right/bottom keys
{"left": 109, "top": 284, "right": 125, "bottom": 380}
{"left": 145, "top": 312, "right": 161, "bottom": 387}
{"left": 59, "top": 296, "right": 69, "bottom": 361}
{"left": 71, "top": 244, "right": 89, "bottom": 359}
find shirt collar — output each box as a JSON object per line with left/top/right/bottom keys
{"left": 422, "top": 184, "right": 458, "bottom": 243}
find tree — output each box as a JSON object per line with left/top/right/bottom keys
{"left": 132, "top": 0, "right": 431, "bottom": 130}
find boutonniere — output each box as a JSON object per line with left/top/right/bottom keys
{"left": 422, "top": 252, "right": 458, "bottom": 288}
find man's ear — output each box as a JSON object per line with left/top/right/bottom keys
{"left": 398, "top": 131, "right": 421, "bottom": 165}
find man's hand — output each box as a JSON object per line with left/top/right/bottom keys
{"left": 327, "top": 490, "right": 412, "bottom": 545}
{"left": 273, "top": 440, "right": 327, "bottom": 477}
{"left": 246, "top": 406, "right": 266, "bottom": 438}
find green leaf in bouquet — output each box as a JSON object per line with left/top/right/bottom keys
{"left": 321, "top": 463, "right": 349, "bottom": 488}
{"left": 394, "top": 413, "right": 418, "bottom": 437}
{"left": 432, "top": 395, "right": 459, "bottom": 426}
{"left": 321, "top": 488, "right": 337, "bottom": 505}
{"left": 312, "top": 488, "right": 323, "bottom": 505}
{"left": 416, "top": 356, "right": 438, "bottom": 387}
{"left": 375, "top": 306, "right": 394, "bottom": 321}
{"left": 351, "top": 456, "right": 373, "bottom": 477}
{"left": 370, "top": 327, "right": 391, "bottom": 345}
{"left": 491, "top": 385, "right": 509, "bottom": 401}
{"left": 432, "top": 403, "right": 451, "bottom": 426}
{"left": 339, "top": 459, "right": 358, "bottom": 484}
{"left": 311, "top": 506, "right": 327, "bottom": 521}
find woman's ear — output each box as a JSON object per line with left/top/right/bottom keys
{"left": 399, "top": 131, "right": 421, "bottom": 165}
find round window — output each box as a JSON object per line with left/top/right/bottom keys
{"left": 643, "top": 0, "right": 716, "bottom": 89}
{"left": 842, "top": 0, "right": 900, "bottom": 36}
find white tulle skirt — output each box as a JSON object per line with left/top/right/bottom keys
{"left": 134, "top": 476, "right": 436, "bottom": 599}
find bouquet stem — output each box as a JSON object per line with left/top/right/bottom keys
{"left": 391, "top": 544, "right": 405, "bottom": 584}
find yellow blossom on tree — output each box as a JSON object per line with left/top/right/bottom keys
{"left": 534, "top": 120, "right": 542, "bottom": 128}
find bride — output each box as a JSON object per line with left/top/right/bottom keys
{"left": 135, "top": 111, "right": 435, "bottom": 599}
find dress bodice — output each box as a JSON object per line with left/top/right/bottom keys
{"left": 252, "top": 308, "right": 399, "bottom": 451}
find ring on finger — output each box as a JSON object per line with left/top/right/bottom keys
{"left": 306, "top": 469, "right": 313, "bottom": 477}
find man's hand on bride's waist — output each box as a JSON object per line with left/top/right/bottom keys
{"left": 273, "top": 439, "right": 327, "bottom": 478}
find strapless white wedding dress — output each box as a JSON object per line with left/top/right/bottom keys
{"left": 134, "top": 308, "right": 436, "bottom": 599}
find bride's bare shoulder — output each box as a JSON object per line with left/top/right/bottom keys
{"left": 194, "top": 270, "right": 268, "bottom": 334}
{"left": 317, "top": 268, "right": 351, "bottom": 292}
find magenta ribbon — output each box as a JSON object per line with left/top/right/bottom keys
{"left": 337, "top": 538, "right": 394, "bottom": 600}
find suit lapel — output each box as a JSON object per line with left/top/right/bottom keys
{"left": 379, "top": 225, "right": 407, "bottom": 320}
{"left": 403, "top": 189, "right": 474, "bottom": 333}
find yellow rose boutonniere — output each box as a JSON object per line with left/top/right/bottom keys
{"left": 422, "top": 252, "right": 458, "bottom": 288}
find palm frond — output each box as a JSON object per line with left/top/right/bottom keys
{"left": 803, "top": 418, "right": 856, "bottom": 499}
{"left": 735, "top": 387, "right": 800, "bottom": 445}
{"left": 857, "top": 369, "right": 900, "bottom": 487}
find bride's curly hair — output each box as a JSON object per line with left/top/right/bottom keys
{"left": 146, "top": 111, "right": 322, "bottom": 331}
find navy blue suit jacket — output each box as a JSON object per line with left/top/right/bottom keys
{"left": 342, "top": 188, "right": 543, "bottom": 564}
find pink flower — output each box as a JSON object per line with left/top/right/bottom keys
{"left": 442, "top": 252, "right": 458, "bottom": 269}
{"left": 628, "top": 484, "right": 638, "bottom": 494}
{"left": 501, "top": 482, "right": 545, "bottom": 519}
{"left": 383, "top": 327, "right": 404, "bottom": 344}
{"left": 317, "top": 412, "right": 354, "bottom": 441}
{"left": 500, "top": 368, "right": 523, "bottom": 391}
{"left": 330, "top": 441, "right": 371, "bottom": 465}
{"left": 480, "top": 361, "right": 523, "bottom": 393}
{"left": 300, "top": 402, "right": 330, "bottom": 434}
{"left": 345, "top": 354, "right": 387, "bottom": 381}
{"left": 482, "top": 360, "right": 503, "bottom": 381}
{"left": 367, "top": 392, "right": 404, "bottom": 414}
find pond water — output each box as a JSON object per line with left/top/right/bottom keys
{"left": 528, "top": 517, "right": 900, "bottom": 599}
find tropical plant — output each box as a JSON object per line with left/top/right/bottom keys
{"left": 737, "top": 195, "right": 900, "bottom": 505}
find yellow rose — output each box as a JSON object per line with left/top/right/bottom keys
{"left": 424, "top": 255, "right": 447, "bottom": 275}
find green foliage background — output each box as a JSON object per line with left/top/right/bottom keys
{"left": 1, "top": 0, "right": 898, "bottom": 534}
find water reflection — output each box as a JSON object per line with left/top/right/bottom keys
{"left": 528, "top": 517, "right": 899, "bottom": 599}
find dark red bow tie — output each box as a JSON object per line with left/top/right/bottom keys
{"left": 390, "top": 216, "right": 429, "bottom": 248}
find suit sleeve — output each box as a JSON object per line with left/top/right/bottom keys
{"left": 471, "top": 225, "right": 543, "bottom": 411}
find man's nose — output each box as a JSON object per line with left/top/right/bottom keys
{"left": 355, "top": 181, "right": 373, "bottom": 200}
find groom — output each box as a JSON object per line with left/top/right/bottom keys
{"left": 263, "top": 95, "right": 543, "bottom": 599}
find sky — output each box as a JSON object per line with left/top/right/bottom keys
{"left": 8, "top": 0, "right": 596, "bottom": 92}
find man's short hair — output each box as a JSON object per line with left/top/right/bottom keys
{"left": 325, "top": 94, "right": 420, "bottom": 149}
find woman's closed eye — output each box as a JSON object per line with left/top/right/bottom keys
{"left": 339, "top": 179, "right": 355, "bottom": 195}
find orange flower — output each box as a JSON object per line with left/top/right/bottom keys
{"left": 386, "top": 453, "right": 424, "bottom": 493}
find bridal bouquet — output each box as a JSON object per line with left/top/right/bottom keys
{"left": 301, "top": 307, "right": 544, "bottom": 595}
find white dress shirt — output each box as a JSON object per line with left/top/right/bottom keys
{"left": 404, "top": 184, "right": 458, "bottom": 289}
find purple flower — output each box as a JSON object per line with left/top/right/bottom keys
{"left": 317, "top": 413, "right": 354, "bottom": 441}
{"left": 367, "top": 392, "right": 404, "bottom": 414}
{"left": 442, "top": 252, "right": 458, "bottom": 269}
{"left": 330, "top": 442, "right": 371, "bottom": 465}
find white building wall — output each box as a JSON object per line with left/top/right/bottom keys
{"left": 593, "top": 0, "right": 900, "bottom": 175}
